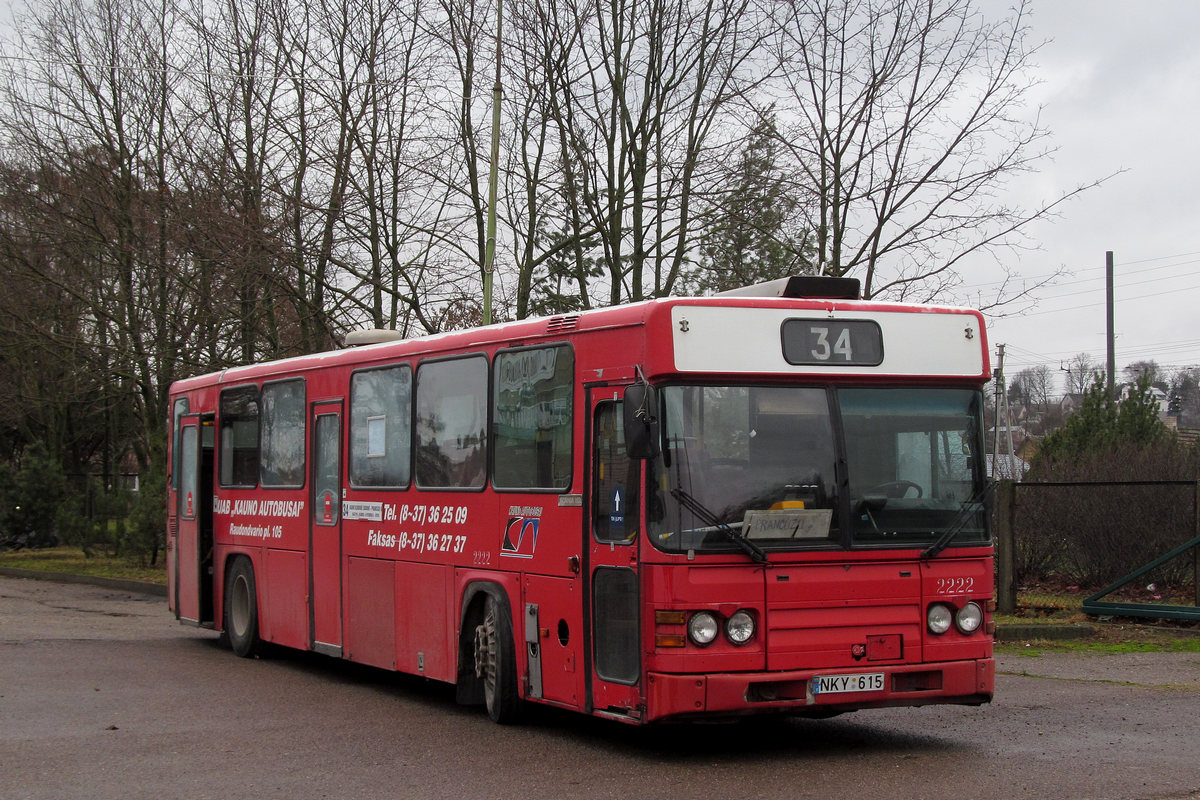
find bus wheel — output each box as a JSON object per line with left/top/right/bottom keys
{"left": 474, "top": 595, "right": 522, "bottom": 724}
{"left": 225, "top": 557, "right": 262, "bottom": 658}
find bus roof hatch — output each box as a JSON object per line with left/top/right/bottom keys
{"left": 714, "top": 276, "right": 861, "bottom": 300}
{"left": 344, "top": 329, "right": 406, "bottom": 347}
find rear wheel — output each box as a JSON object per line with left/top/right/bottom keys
{"left": 225, "top": 557, "right": 262, "bottom": 658}
{"left": 474, "top": 595, "right": 522, "bottom": 724}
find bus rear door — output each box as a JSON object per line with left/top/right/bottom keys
{"left": 310, "top": 402, "right": 344, "bottom": 656}
{"left": 173, "top": 414, "right": 214, "bottom": 625}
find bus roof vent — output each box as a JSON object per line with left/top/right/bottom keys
{"left": 546, "top": 314, "right": 581, "bottom": 333}
{"left": 344, "top": 328, "right": 406, "bottom": 347}
{"left": 714, "top": 276, "right": 861, "bottom": 300}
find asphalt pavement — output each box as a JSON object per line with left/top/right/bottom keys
{"left": 3, "top": 573, "right": 1200, "bottom": 800}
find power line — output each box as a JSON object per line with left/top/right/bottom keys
{"left": 1003, "top": 338, "right": 1200, "bottom": 361}
{"left": 998, "top": 338, "right": 1200, "bottom": 375}
{"left": 1031, "top": 263, "right": 1200, "bottom": 301}
{"left": 991, "top": 280, "right": 1200, "bottom": 317}
{"left": 960, "top": 250, "right": 1200, "bottom": 293}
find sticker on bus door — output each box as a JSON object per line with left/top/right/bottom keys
{"left": 609, "top": 486, "right": 625, "bottom": 538}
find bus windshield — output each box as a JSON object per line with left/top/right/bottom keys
{"left": 647, "top": 386, "right": 988, "bottom": 555}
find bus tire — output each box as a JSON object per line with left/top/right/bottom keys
{"left": 475, "top": 594, "right": 523, "bottom": 724}
{"left": 225, "top": 557, "right": 263, "bottom": 658}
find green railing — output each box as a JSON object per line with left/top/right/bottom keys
{"left": 1082, "top": 533, "right": 1200, "bottom": 621}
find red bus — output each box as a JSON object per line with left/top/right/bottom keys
{"left": 166, "top": 276, "right": 994, "bottom": 724}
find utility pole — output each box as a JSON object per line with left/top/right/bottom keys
{"left": 482, "top": 0, "right": 503, "bottom": 326}
{"left": 1004, "top": 376, "right": 1017, "bottom": 480}
{"left": 994, "top": 344, "right": 1016, "bottom": 478}
{"left": 993, "top": 345, "right": 1003, "bottom": 474}
{"left": 1106, "top": 250, "right": 1116, "bottom": 397}
{"left": 991, "top": 344, "right": 1018, "bottom": 480}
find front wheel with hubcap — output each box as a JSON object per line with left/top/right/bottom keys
{"left": 474, "top": 595, "right": 522, "bottom": 724}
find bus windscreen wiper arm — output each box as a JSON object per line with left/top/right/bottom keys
{"left": 921, "top": 482, "right": 995, "bottom": 559}
{"left": 670, "top": 488, "right": 768, "bottom": 563}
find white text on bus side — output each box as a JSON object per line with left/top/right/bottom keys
{"left": 367, "top": 529, "right": 468, "bottom": 556}
{"left": 213, "top": 497, "right": 305, "bottom": 518}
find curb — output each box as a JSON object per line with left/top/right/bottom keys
{"left": 994, "top": 623, "right": 1096, "bottom": 642}
{"left": 0, "top": 567, "right": 167, "bottom": 597}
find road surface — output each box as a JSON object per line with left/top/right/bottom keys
{"left": 2, "top": 576, "right": 1199, "bottom": 800}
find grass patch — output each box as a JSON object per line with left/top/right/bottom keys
{"left": 997, "top": 627, "right": 1200, "bottom": 656}
{"left": 0, "top": 546, "right": 166, "bottom": 585}
{"left": 997, "top": 596, "right": 1200, "bottom": 656}
{"left": 1083, "top": 636, "right": 1200, "bottom": 654}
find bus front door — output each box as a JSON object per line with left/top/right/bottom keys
{"left": 310, "top": 403, "right": 344, "bottom": 656}
{"left": 587, "top": 388, "right": 642, "bottom": 720}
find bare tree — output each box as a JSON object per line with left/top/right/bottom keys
{"left": 1008, "top": 364, "right": 1053, "bottom": 410}
{"left": 506, "top": 0, "right": 769, "bottom": 310}
{"left": 770, "top": 0, "right": 1101, "bottom": 304}
{"left": 431, "top": 0, "right": 494, "bottom": 325}
{"left": 339, "top": 0, "right": 448, "bottom": 335}
{"left": 0, "top": 0, "right": 194, "bottom": 476}
{"left": 1168, "top": 367, "right": 1200, "bottom": 426}
{"left": 1063, "top": 352, "right": 1098, "bottom": 396}
{"left": 1123, "top": 360, "right": 1166, "bottom": 392}
{"left": 185, "top": 0, "right": 293, "bottom": 360}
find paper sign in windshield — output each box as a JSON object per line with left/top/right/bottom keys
{"left": 743, "top": 508, "right": 833, "bottom": 540}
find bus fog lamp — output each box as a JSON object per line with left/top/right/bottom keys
{"left": 725, "top": 611, "right": 755, "bottom": 645}
{"left": 688, "top": 612, "right": 719, "bottom": 646}
{"left": 927, "top": 603, "right": 953, "bottom": 635}
{"left": 955, "top": 602, "right": 983, "bottom": 634}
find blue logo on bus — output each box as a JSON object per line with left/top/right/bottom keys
{"left": 501, "top": 517, "right": 539, "bottom": 559}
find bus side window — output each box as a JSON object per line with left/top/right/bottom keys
{"left": 170, "top": 398, "right": 188, "bottom": 490}
{"left": 349, "top": 365, "right": 413, "bottom": 489}
{"left": 415, "top": 356, "right": 488, "bottom": 489}
{"left": 179, "top": 426, "right": 198, "bottom": 520}
{"left": 493, "top": 346, "right": 573, "bottom": 491}
{"left": 261, "top": 380, "right": 306, "bottom": 488}
{"left": 593, "top": 401, "right": 637, "bottom": 544}
{"left": 219, "top": 386, "right": 260, "bottom": 488}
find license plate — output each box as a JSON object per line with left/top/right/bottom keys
{"left": 811, "top": 672, "right": 885, "bottom": 696}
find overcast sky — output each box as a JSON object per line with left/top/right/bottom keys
{"left": 976, "top": 1, "right": 1200, "bottom": 391}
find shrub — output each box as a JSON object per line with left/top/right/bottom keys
{"left": 0, "top": 442, "right": 69, "bottom": 549}
{"left": 124, "top": 462, "right": 165, "bottom": 566}
{"left": 1014, "top": 389, "right": 1199, "bottom": 590}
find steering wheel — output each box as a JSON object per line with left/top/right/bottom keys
{"left": 870, "top": 480, "right": 923, "bottom": 498}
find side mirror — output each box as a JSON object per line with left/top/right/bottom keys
{"left": 623, "top": 383, "right": 660, "bottom": 459}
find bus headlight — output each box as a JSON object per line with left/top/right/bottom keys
{"left": 688, "top": 612, "right": 719, "bottom": 646}
{"left": 927, "top": 603, "right": 953, "bottom": 635}
{"left": 955, "top": 602, "right": 983, "bottom": 634}
{"left": 725, "top": 610, "right": 755, "bottom": 645}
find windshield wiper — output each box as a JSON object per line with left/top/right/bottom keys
{"left": 921, "top": 481, "right": 995, "bottom": 559}
{"left": 670, "top": 488, "right": 768, "bottom": 563}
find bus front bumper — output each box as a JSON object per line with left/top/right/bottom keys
{"left": 643, "top": 658, "right": 994, "bottom": 723}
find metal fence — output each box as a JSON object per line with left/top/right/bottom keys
{"left": 994, "top": 480, "right": 1200, "bottom": 621}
